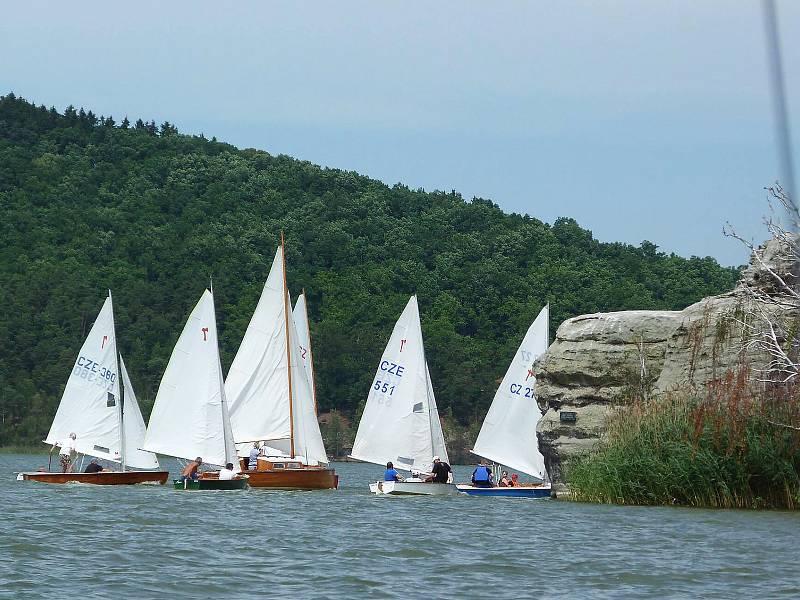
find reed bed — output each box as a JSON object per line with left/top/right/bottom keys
{"left": 567, "top": 370, "right": 800, "bottom": 509}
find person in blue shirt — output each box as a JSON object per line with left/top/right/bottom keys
{"left": 471, "top": 461, "right": 494, "bottom": 488}
{"left": 384, "top": 461, "right": 404, "bottom": 482}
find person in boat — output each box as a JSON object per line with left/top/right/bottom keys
{"left": 510, "top": 473, "right": 520, "bottom": 487}
{"left": 425, "top": 456, "right": 452, "bottom": 484}
{"left": 471, "top": 461, "right": 494, "bottom": 488}
{"left": 499, "top": 471, "right": 511, "bottom": 487}
{"left": 51, "top": 432, "right": 77, "bottom": 473}
{"left": 219, "top": 462, "right": 236, "bottom": 480}
{"left": 181, "top": 457, "right": 203, "bottom": 481}
{"left": 248, "top": 443, "right": 260, "bottom": 470}
{"left": 384, "top": 461, "right": 404, "bottom": 482}
{"left": 84, "top": 459, "right": 105, "bottom": 473}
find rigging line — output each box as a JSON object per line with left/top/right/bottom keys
{"left": 762, "top": 0, "right": 798, "bottom": 220}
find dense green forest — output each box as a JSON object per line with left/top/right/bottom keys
{"left": 0, "top": 93, "right": 740, "bottom": 447}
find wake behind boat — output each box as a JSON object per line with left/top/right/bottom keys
{"left": 458, "top": 305, "right": 552, "bottom": 499}
{"left": 350, "top": 295, "right": 457, "bottom": 496}
{"left": 18, "top": 293, "right": 168, "bottom": 486}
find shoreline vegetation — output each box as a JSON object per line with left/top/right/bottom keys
{"left": 566, "top": 370, "right": 800, "bottom": 509}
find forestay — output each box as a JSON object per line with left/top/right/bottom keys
{"left": 143, "top": 289, "right": 238, "bottom": 468}
{"left": 44, "top": 296, "right": 123, "bottom": 463}
{"left": 120, "top": 357, "right": 160, "bottom": 470}
{"left": 226, "top": 247, "right": 328, "bottom": 465}
{"left": 350, "top": 295, "right": 449, "bottom": 473}
{"left": 472, "top": 304, "right": 549, "bottom": 479}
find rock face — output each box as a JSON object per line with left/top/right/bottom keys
{"left": 535, "top": 236, "right": 799, "bottom": 490}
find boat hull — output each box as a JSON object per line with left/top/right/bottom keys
{"left": 173, "top": 476, "right": 249, "bottom": 491}
{"left": 238, "top": 459, "right": 338, "bottom": 489}
{"left": 17, "top": 471, "right": 169, "bottom": 485}
{"left": 456, "top": 484, "right": 551, "bottom": 498}
{"left": 370, "top": 481, "right": 459, "bottom": 496}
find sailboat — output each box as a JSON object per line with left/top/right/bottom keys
{"left": 457, "top": 305, "right": 552, "bottom": 498}
{"left": 225, "top": 235, "right": 337, "bottom": 490}
{"left": 142, "top": 288, "right": 248, "bottom": 490}
{"left": 17, "top": 293, "right": 169, "bottom": 485}
{"left": 350, "top": 295, "right": 457, "bottom": 495}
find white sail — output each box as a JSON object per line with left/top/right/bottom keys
{"left": 226, "top": 247, "right": 328, "bottom": 465}
{"left": 227, "top": 248, "right": 292, "bottom": 444}
{"left": 142, "top": 289, "right": 235, "bottom": 468}
{"left": 293, "top": 293, "right": 316, "bottom": 409}
{"left": 350, "top": 296, "right": 449, "bottom": 473}
{"left": 286, "top": 291, "right": 328, "bottom": 465}
{"left": 119, "top": 357, "right": 160, "bottom": 470}
{"left": 45, "top": 295, "right": 122, "bottom": 463}
{"left": 472, "top": 304, "right": 549, "bottom": 479}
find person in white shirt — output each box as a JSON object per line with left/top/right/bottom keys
{"left": 218, "top": 463, "right": 236, "bottom": 480}
{"left": 51, "top": 432, "right": 77, "bottom": 473}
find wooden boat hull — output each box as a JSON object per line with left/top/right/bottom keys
{"left": 243, "top": 468, "right": 338, "bottom": 490}
{"left": 456, "top": 484, "right": 551, "bottom": 498}
{"left": 17, "top": 471, "right": 169, "bottom": 485}
{"left": 369, "top": 481, "right": 459, "bottom": 496}
{"left": 173, "top": 475, "right": 249, "bottom": 491}
{"left": 238, "top": 459, "right": 338, "bottom": 489}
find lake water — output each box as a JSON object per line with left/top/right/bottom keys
{"left": 1, "top": 454, "right": 798, "bottom": 599}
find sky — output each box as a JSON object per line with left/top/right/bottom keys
{"left": 2, "top": 1, "right": 798, "bottom": 266}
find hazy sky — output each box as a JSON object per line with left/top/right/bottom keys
{"left": 2, "top": 1, "right": 798, "bottom": 265}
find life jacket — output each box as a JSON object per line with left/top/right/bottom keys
{"left": 473, "top": 466, "right": 491, "bottom": 482}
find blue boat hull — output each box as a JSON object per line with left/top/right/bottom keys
{"left": 456, "top": 484, "right": 551, "bottom": 498}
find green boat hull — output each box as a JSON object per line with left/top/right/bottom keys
{"left": 173, "top": 478, "right": 248, "bottom": 491}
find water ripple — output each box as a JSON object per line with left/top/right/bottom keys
{"left": 2, "top": 454, "right": 799, "bottom": 599}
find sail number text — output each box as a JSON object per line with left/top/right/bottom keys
{"left": 73, "top": 355, "right": 116, "bottom": 389}
{"left": 372, "top": 360, "right": 405, "bottom": 406}
{"left": 509, "top": 383, "right": 535, "bottom": 398}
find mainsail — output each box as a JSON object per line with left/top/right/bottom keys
{"left": 142, "top": 289, "right": 238, "bottom": 468}
{"left": 119, "top": 357, "right": 160, "bottom": 470}
{"left": 226, "top": 246, "right": 328, "bottom": 466}
{"left": 45, "top": 296, "right": 122, "bottom": 462}
{"left": 472, "top": 304, "right": 549, "bottom": 479}
{"left": 350, "top": 295, "right": 449, "bottom": 473}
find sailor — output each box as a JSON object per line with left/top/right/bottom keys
{"left": 248, "top": 443, "right": 260, "bottom": 470}
{"left": 181, "top": 457, "right": 203, "bottom": 481}
{"left": 384, "top": 461, "right": 404, "bottom": 482}
{"left": 84, "top": 458, "right": 105, "bottom": 473}
{"left": 425, "top": 456, "right": 452, "bottom": 484}
{"left": 471, "top": 461, "right": 494, "bottom": 488}
{"left": 219, "top": 462, "right": 236, "bottom": 480}
{"left": 51, "top": 432, "right": 77, "bottom": 473}
{"left": 499, "top": 471, "right": 511, "bottom": 487}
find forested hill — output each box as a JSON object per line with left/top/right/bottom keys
{"left": 0, "top": 94, "right": 739, "bottom": 445}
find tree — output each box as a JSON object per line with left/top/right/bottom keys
{"left": 726, "top": 185, "right": 799, "bottom": 384}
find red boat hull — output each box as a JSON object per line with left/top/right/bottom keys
{"left": 18, "top": 471, "right": 170, "bottom": 485}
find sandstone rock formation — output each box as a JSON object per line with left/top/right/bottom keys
{"left": 535, "top": 236, "right": 798, "bottom": 491}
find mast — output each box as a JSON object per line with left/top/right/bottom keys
{"left": 281, "top": 232, "right": 296, "bottom": 458}
{"left": 302, "top": 288, "right": 319, "bottom": 414}
{"left": 420, "top": 302, "right": 434, "bottom": 455}
{"left": 109, "top": 289, "right": 126, "bottom": 472}
{"left": 210, "top": 283, "right": 232, "bottom": 465}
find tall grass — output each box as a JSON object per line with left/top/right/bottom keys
{"left": 567, "top": 370, "right": 800, "bottom": 509}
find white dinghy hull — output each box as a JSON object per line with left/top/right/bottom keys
{"left": 370, "top": 481, "right": 459, "bottom": 496}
